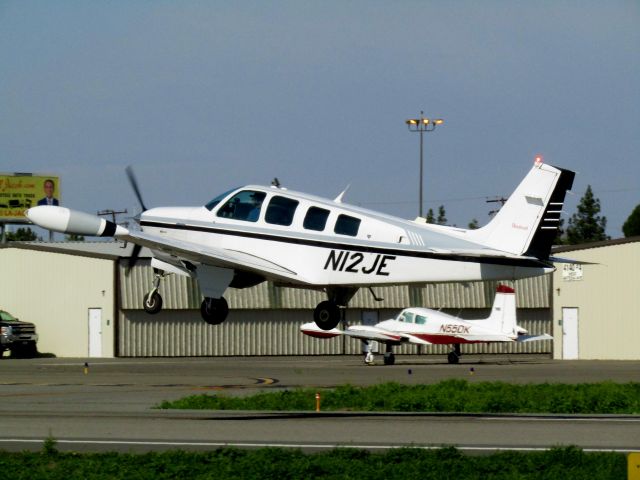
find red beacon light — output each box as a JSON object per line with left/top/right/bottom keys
{"left": 534, "top": 155, "right": 543, "bottom": 167}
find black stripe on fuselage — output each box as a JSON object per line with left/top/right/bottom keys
{"left": 140, "top": 220, "right": 550, "bottom": 269}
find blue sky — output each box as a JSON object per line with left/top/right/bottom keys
{"left": 1, "top": 1, "right": 638, "bottom": 236}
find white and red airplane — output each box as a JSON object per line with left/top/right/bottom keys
{"left": 25, "top": 159, "right": 574, "bottom": 331}
{"left": 300, "top": 284, "right": 552, "bottom": 365}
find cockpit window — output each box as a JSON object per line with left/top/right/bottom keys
{"left": 205, "top": 188, "right": 239, "bottom": 211}
{"left": 303, "top": 206, "right": 330, "bottom": 231}
{"left": 216, "top": 190, "right": 266, "bottom": 222}
{"left": 398, "top": 311, "right": 415, "bottom": 323}
{"left": 334, "top": 214, "right": 361, "bottom": 237}
{"left": 265, "top": 196, "right": 299, "bottom": 226}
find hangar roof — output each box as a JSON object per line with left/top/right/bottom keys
{"left": 552, "top": 236, "right": 640, "bottom": 254}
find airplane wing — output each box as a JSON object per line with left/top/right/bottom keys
{"left": 516, "top": 333, "right": 553, "bottom": 342}
{"left": 300, "top": 322, "right": 432, "bottom": 345}
{"left": 122, "top": 230, "right": 303, "bottom": 283}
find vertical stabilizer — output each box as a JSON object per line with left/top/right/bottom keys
{"left": 464, "top": 162, "right": 575, "bottom": 259}
{"left": 481, "top": 284, "right": 517, "bottom": 335}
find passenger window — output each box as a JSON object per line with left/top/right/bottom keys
{"left": 303, "top": 206, "right": 330, "bottom": 231}
{"left": 334, "top": 214, "right": 361, "bottom": 236}
{"left": 415, "top": 315, "right": 427, "bottom": 325}
{"left": 265, "top": 196, "right": 299, "bottom": 226}
{"left": 216, "top": 190, "right": 266, "bottom": 222}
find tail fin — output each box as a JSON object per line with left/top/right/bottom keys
{"left": 465, "top": 162, "right": 575, "bottom": 259}
{"left": 481, "top": 284, "right": 517, "bottom": 335}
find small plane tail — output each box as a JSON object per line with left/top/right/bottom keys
{"left": 464, "top": 161, "right": 575, "bottom": 259}
{"left": 480, "top": 284, "right": 517, "bottom": 335}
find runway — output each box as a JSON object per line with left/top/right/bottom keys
{"left": 0, "top": 355, "right": 638, "bottom": 453}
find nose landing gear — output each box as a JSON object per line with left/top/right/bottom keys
{"left": 143, "top": 271, "right": 164, "bottom": 314}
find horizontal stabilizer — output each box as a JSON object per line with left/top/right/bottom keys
{"left": 516, "top": 333, "right": 553, "bottom": 342}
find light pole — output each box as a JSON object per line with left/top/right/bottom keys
{"left": 406, "top": 111, "right": 444, "bottom": 218}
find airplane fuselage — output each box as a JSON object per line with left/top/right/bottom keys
{"left": 139, "top": 184, "right": 552, "bottom": 288}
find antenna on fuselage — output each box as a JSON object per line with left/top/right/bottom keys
{"left": 334, "top": 184, "right": 351, "bottom": 203}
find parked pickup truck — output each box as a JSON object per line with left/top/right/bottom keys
{"left": 0, "top": 310, "right": 38, "bottom": 358}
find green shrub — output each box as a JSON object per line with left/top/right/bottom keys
{"left": 159, "top": 380, "right": 640, "bottom": 415}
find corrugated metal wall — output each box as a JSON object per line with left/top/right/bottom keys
{"left": 118, "top": 261, "right": 550, "bottom": 310}
{"left": 117, "top": 260, "right": 551, "bottom": 357}
{"left": 119, "top": 308, "right": 551, "bottom": 357}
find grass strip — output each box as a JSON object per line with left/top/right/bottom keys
{"left": 158, "top": 379, "right": 640, "bottom": 414}
{"left": 0, "top": 446, "right": 626, "bottom": 480}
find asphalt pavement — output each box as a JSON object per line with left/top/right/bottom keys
{"left": 0, "top": 355, "right": 638, "bottom": 453}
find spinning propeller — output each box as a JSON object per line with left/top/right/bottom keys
{"left": 125, "top": 166, "right": 147, "bottom": 270}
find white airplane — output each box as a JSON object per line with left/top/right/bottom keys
{"left": 300, "top": 284, "right": 552, "bottom": 365}
{"left": 25, "top": 159, "right": 574, "bottom": 331}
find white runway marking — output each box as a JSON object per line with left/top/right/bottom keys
{"left": 0, "top": 438, "right": 634, "bottom": 453}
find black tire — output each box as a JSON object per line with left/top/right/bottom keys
{"left": 313, "top": 301, "right": 341, "bottom": 331}
{"left": 11, "top": 343, "right": 37, "bottom": 359}
{"left": 447, "top": 351, "right": 460, "bottom": 364}
{"left": 200, "top": 297, "right": 229, "bottom": 325}
{"left": 383, "top": 353, "right": 395, "bottom": 366}
{"left": 143, "top": 291, "right": 163, "bottom": 314}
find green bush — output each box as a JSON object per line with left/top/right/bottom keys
{"left": 158, "top": 380, "right": 640, "bottom": 414}
{"left": 0, "top": 446, "right": 625, "bottom": 479}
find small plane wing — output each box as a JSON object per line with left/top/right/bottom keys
{"left": 122, "top": 230, "right": 302, "bottom": 282}
{"left": 516, "top": 333, "right": 553, "bottom": 342}
{"left": 300, "top": 322, "right": 433, "bottom": 345}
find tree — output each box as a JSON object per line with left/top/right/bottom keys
{"left": 436, "top": 205, "right": 447, "bottom": 225}
{"left": 65, "top": 233, "right": 86, "bottom": 241}
{"left": 553, "top": 217, "right": 567, "bottom": 245}
{"left": 467, "top": 218, "right": 479, "bottom": 230}
{"left": 6, "top": 227, "right": 39, "bottom": 241}
{"left": 565, "top": 185, "right": 609, "bottom": 244}
{"left": 622, "top": 204, "right": 640, "bottom": 238}
{"left": 425, "top": 208, "right": 435, "bottom": 224}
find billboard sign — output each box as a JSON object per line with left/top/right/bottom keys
{"left": 0, "top": 174, "right": 61, "bottom": 222}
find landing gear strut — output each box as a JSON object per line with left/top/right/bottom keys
{"left": 200, "top": 297, "right": 229, "bottom": 325}
{"left": 447, "top": 344, "right": 461, "bottom": 364}
{"left": 143, "top": 271, "right": 163, "bottom": 314}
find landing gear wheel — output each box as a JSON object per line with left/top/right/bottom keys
{"left": 200, "top": 297, "right": 229, "bottom": 325}
{"left": 313, "top": 301, "right": 341, "bottom": 331}
{"left": 447, "top": 351, "right": 460, "bottom": 364}
{"left": 143, "top": 291, "right": 163, "bottom": 314}
{"left": 383, "top": 353, "right": 395, "bottom": 366}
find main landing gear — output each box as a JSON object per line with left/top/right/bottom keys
{"left": 363, "top": 343, "right": 396, "bottom": 366}
{"left": 200, "top": 297, "right": 229, "bottom": 325}
{"left": 314, "top": 287, "right": 357, "bottom": 331}
{"left": 143, "top": 270, "right": 229, "bottom": 325}
{"left": 447, "top": 344, "right": 462, "bottom": 364}
{"left": 313, "top": 301, "right": 341, "bottom": 331}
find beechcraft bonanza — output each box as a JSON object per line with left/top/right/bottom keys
{"left": 26, "top": 160, "right": 574, "bottom": 331}
{"left": 300, "top": 284, "right": 552, "bottom": 365}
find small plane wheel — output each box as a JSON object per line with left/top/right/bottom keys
{"left": 143, "top": 291, "right": 163, "bottom": 314}
{"left": 383, "top": 353, "right": 395, "bottom": 366}
{"left": 200, "top": 297, "right": 229, "bottom": 325}
{"left": 313, "top": 301, "right": 341, "bottom": 331}
{"left": 364, "top": 352, "right": 375, "bottom": 365}
{"left": 447, "top": 351, "right": 460, "bottom": 364}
